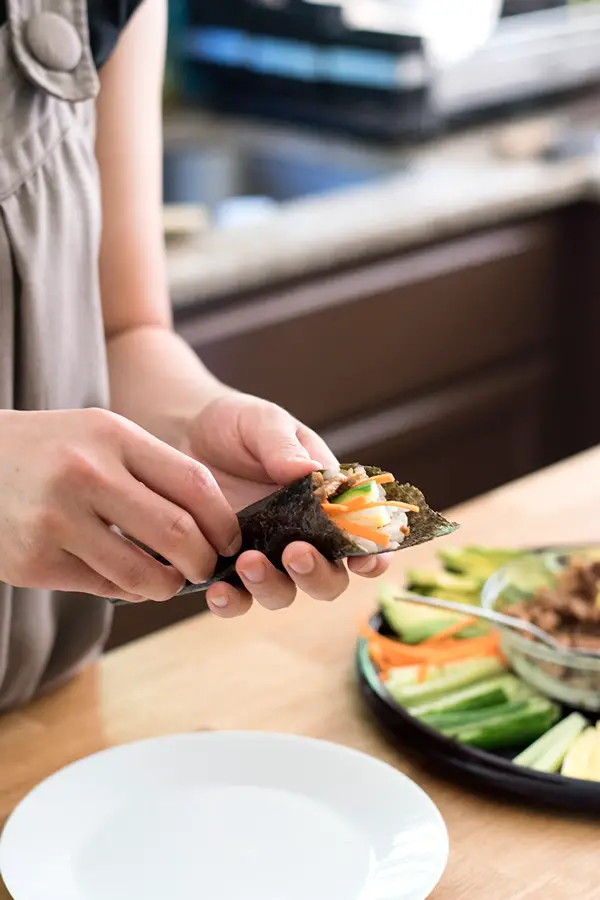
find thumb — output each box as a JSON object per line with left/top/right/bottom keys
{"left": 241, "top": 405, "right": 324, "bottom": 485}
{"left": 254, "top": 430, "right": 323, "bottom": 486}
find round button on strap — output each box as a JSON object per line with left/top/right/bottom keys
{"left": 25, "top": 12, "right": 82, "bottom": 73}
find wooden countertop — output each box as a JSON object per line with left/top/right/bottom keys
{"left": 2, "top": 448, "right": 600, "bottom": 898}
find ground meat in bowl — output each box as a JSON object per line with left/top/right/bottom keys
{"left": 506, "top": 558, "right": 600, "bottom": 653}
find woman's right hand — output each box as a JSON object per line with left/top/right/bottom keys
{"left": 0, "top": 408, "right": 241, "bottom": 602}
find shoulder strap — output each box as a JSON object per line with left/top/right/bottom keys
{"left": 6, "top": 0, "right": 99, "bottom": 101}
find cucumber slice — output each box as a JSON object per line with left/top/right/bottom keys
{"left": 386, "top": 659, "right": 485, "bottom": 691}
{"left": 408, "top": 674, "right": 518, "bottom": 719}
{"left": 423, "top": 700, "right": 531, "bottom": 736}
{"left": 513, "top": 712, "right": 589, "bottom": 773}
{"left": 455, "top": 701, "right": 560, "bottom": 751}
{"left": 389, "top": 657, "right": 505, "bottom": 708}
{"left": 386, "top": 663, "right": 448, "bottom": 690}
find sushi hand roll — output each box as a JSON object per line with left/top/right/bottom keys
{"left": 312, "top": 464, "right": 458, "bottom": 557}
{"left": 108, "top": 463, "right": 457, "bottom": 602}
{"left": 315, "top": 465, "right": 423, "bottom": 554}
{"left": 109, "top": 464, "right": 457, "bottom": 602}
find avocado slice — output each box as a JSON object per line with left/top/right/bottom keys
{"left": 378, "top": 584, "right": 473, "bottom": 644}
{"left": 332, "top": 481, "right": 380, "bottom": 505}
{"left": 438, "top": 547, "right": 523, "bottom": 584}
{"left": 499, "top": 553, "right": 560, "bottom": 608}
{"left": 405, "top": 569, "right": 480, "bottom": 596}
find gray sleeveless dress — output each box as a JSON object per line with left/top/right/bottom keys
{"left": 0, "top": 0, "right": 113, "bottom": 711}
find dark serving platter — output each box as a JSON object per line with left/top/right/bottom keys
{"left": 356, "top": 613, "right": 600, "bottom": 814}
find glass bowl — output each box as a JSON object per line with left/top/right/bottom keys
{"left": 481, "top": 547, "right": 600, "bottom": 713}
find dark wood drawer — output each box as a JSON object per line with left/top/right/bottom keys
{"left": 320, "top": 355, "right": 553, "bottom": 510}
{"left": 177, "top": 220, "right": 558, "bottom": 429}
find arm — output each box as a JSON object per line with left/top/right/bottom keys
{"left": 96, "top": 0, "right": 227, "bottom": 449}
{"left": 95, "top": 1, "right": 390, "bottom": 615}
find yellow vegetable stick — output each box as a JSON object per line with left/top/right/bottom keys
{"left": 562, "top": 728, "right": 598, "bottom": 781}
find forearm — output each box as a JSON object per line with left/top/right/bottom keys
{"left": 95, "top": 0, "right": 232, "bottom": 447}
{"left": 106, "top": 326, "right": 231, "bottom": 449}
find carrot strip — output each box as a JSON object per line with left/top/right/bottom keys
{"left": 362, "top": 501, "right": 420, "bottom": 513}
{"left": 423, "top": 616, "right": 478, "bottom": 644}
{"left": 321, "top": 502, "right": 348, "bottom": 513}
{"left": 338, "top": 495, "right": 370, "bottom": 512}
{"left": 369, "top": 643, "right": 389, "bottom": 678}
{"left": 352, "top": 473, "right": 395, "bottom": 488}
{"left": 417, "top": 664, "right": 429, "bottom": 684}
{"left": 327, "top": 499, "right": 419, "bottom": 518}
{"left": 360, "top": 620, "right": 500, "bottom": 668}
{"left": 336, "top": 518, "right": 390, "bottom": 548}
{"left": 420, "top": 631, "right": 499, "bottom": 656}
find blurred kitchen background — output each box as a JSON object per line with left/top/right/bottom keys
{"left": 114, "top": 0, "right": 600, "bottom": 645}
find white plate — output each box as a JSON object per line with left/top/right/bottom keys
{"left": 0, "top": 732, "right": 449, "bottom": 900}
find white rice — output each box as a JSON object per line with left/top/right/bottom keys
{"left": 342, "top": 484, "right": 409, "bottom": 554}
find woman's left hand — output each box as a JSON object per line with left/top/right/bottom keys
{"left": 185, "top": 394, "right": 391, "bottom": 616}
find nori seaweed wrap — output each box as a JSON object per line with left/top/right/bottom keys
{"left": 111, "top": 464, "right": 457, "bottom": 602}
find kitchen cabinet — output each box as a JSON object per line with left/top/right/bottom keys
{"left": 321, "top": 355, "right": 553, "bottom": 511}
{"left": 108, "top": 211, "right": 570, "bottom": 649}
{"left": 175, "top": 221, "right": 558, "bottom": 430}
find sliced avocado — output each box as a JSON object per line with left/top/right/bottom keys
{"left": 405, "top": 569, "right": 480, "bottom": 595}
{"left": 500, "top": 554, "right": 558, "bottom": 607}
{"left": 411, "top": 588, "right": 483, "bottom": 613}
{"left": 438, "top": 547, "right": 523, "bottom": 584}
{"left": 379, "top": 585, "right": 469, "bottom": 644}
{"left": 333, "top": 481, "right": 379, "bottom": 505}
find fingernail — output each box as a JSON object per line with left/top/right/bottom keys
{"left": 239, "top": 560, "right": 265, "bottom": 584}
{"left": 291, "top": 454, "right": 322, "bottom": 470}
{"left": 357, "top": 556, "right": 377, "bottom": 573}
{"left": 226, "top": 535, "right": 242, "bottom": 556}
{"left": 210, "top": 590, "right": 229, "bottom": 608}
{"left": 288, "top": 552, "right": 315, "bottom": 575}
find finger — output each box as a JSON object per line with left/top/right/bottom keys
{"left": 348, "top": 554, "right": 391, "bottom": 579}
{"left": 206, "top": 582, "right": 253, "bottom": 618}
{"left": 296, "top": 425, "right": 338, "bottom": 472}
{"left": 56, "top": 552, "right": 147, "bottom": 602}
{"left": 235, "top": 551, "right": 296, "bottom": 611}
{"left": 239, "top": 404, "right": 324, "bottom": 485}
{"left": 282, "top": 542, "right": 349, "bottom": 601}
{"left": 94, "top": 473, "right": 218, "bottom": 585}
{"left": 69, "top": 522, "right": 185, "bottom": 602}
{"left": 121, "top": 426, "right": 240, "bottom": 556}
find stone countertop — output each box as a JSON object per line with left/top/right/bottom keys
{"left": 165, "top": 95, "right": 600, "bottom": 308}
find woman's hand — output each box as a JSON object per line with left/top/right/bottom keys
{"left": 0, "top": 409, "right": 240, "bottom": 602}
{"left": 186, "top": 394, "right": 391, "bottom": 617}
